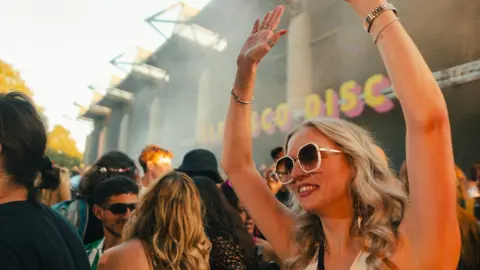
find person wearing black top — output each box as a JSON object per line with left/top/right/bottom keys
{"left": 0, "top": 92, "right": 90, "bottom": 270}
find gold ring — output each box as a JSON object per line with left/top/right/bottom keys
{"left": 267, "top": 39, "right": 276, "bottom": 47}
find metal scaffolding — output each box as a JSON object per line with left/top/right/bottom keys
{"left": 145, "top": 2, "right": 227, "bottom": 53}
{"left": 110, "top": 47, "right": 170, "bottom": 82}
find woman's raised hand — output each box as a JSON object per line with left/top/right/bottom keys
{"left": 237, "top": 5, "right": 288, "bottom": 67}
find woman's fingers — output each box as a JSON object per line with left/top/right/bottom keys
{"left": 259, "top": 11, "right": 272, "bottom": 29}
{"left": 259, "top": 5, "right": 284, "bottom": 31}
{"left": 265, "top": 7, "right": 278, "bottom": 28}
{"left": 251, "top": 19, "right": 260, "bottom": 34}
{"left": 272, "top": 29, "right": 288, "bottom": 42}
{"left": 270, "top": 6, "right": 285, "bottom": 30}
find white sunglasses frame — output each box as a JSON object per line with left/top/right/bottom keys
{"left": 274, "top": 142, "right": 342, "bottom": 185}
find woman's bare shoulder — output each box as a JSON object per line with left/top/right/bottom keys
{"left": 98, "top": 239, "right": 151, "bottom": 270}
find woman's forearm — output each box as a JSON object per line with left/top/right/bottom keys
{"left": 221, "top": 64, "right": 258, "bottom": 171}
{"left": 222, "top": 6, "right": 286, "bottom": 172}
{"left": 350, "top": 1, "right": 449, "bottom": 128}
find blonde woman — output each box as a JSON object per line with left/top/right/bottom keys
{"left": 222, "top": 4, "right": 459, "bottom": 270}
{"left": 98, "top": 171, "right": 211, "bottom": 270}
{"left": 37, "top": 166, "right": 71, "bottom": 206}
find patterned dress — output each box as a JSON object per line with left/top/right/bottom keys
{"left": 209, "top": 235, "right": 255, "bottom": 270}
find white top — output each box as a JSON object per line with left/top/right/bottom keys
{"left": 304, "top": 251, "right": 368, "bottom": 270}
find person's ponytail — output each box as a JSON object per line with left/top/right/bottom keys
{"left": 28, "top": 157, "right": 61, "bottom": 203}
{"left": 37, "top": 157, "right": 60, "bottom": 190}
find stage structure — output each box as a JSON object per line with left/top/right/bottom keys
{"left": 78, "top": 45, "right": 170, "bottom": 163}
{"left": 77, "top": 92, "right": 110, "bottom": 165}
{"left": 80, "top": 1, "right": 229, "bottom": 166}
{"left": 81, "top": 0, "right": 480, "bottom": 172}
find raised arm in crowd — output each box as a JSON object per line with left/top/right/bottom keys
{"left": 221, "top": 2, "right": 460, "bottom": 269}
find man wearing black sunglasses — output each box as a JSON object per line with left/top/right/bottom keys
{"left": 85, "top": 176, "right": 139, "bottom": 270}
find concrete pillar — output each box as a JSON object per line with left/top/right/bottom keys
{"left": 195, "top": 69, "right": 210, "bottom": 145}
{"left": 99, "top": 126, "right": 107, "bottom": 157}
{"left": 83, "top": 133, "right": 93, "bottom": 165}
{"left": 127, "top": 87, "right": 153, "bottom": 157}
{"left": 118, "top": 113, "right": 130, "bottom": 152}
{"left": 105, "top": 105, "right": 123, "bottom": 152}
{"left": 286, "top": 7, "right": 313, "bottom": 115}
{"left": 148, "top": 97, "right": 162, "bottom": 144}
{"left": 88, "top": 118, "right": 104, "bottom": 164}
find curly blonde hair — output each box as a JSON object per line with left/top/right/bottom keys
{"left": 284, "top": 118, "right": 408, "bottom": 270}
{"left": 122, "top": 171, "right": 211, "bottom": 269}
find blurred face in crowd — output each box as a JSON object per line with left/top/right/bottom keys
{"left": 94, "top": 193, "right": 138, "bottom": 236}
{"left": 148, "top": 154, "right": 172, "bottom": 180}
{"left": 238, "top": 202, "right": 255, "bottom": 234}
{"left": 265, "top": 168, "right": 283, "bottom": 194}
{"left": 140, "top": 146, "right": 173, "bottom": 184}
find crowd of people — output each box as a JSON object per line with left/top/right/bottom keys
{"left": 1, "top": 2, "right": 479, "bottom": 270}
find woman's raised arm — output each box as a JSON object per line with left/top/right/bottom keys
{"left": 347, "top": 0, "right": 460, "bottom": 267}
{"left": 220, "top": 6, "right": 296, "bottom": 260}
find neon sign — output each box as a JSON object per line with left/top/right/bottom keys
{"left": 194, "top": 60, "right": 480, "bottom": 145}
{"left": 197, "top": 73, "right": 394, "bottom": 145}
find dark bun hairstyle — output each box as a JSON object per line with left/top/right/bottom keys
{"left": 36, "top": 157, "right": 60, "bottom": 190}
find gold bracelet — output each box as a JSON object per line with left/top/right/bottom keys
{"left": 230, "top": 89, "right": 254, "bottom": 104}
{"left": 373, "top": 17, "right": 400, "bottom": 44}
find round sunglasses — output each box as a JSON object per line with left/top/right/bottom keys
{"left": 274, "top": 143, "right": 342, "bottom": 185}
{"left": 103, "top": 203, "right": 136, "bottom": 215}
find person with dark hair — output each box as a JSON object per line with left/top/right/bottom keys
{"left": 85, "top": 176, "right": 139, "bottom": 270}
{"left": 269, "top": 147, "right": 284, "bottom": 162}
{"left": 221, "top": 182, "right": 281, "bottom": 268}
{"left": 221, "top": 182, "right": 240, "bottom": 210}
{"left": 37, "top": 166, "right": 72, "bottom": 206}
{"left": 266, "top": 147, "right": 291, "bottom": 207}
{"left": 138, "top": 144, "right": 173, "bottom": 193}
{"left": 221, "top": 181, "right": 255, "bottom": 234}
{"left": 0, "top": 92, "right": 90, "bottom": 270}
{"left": 53, "top": 150, "right": 138, "bottom": 245}
{"left": 194, "top": 176, "right": 259, "bottom": 270}
{"left": 79, "top": 151, "right": 138, "bottom": 200}
{"left": 177, "top": 149, "right": 224, "bottom": 186}
{"left": 263, "top": 166, "right": 290, "bottom": 207}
